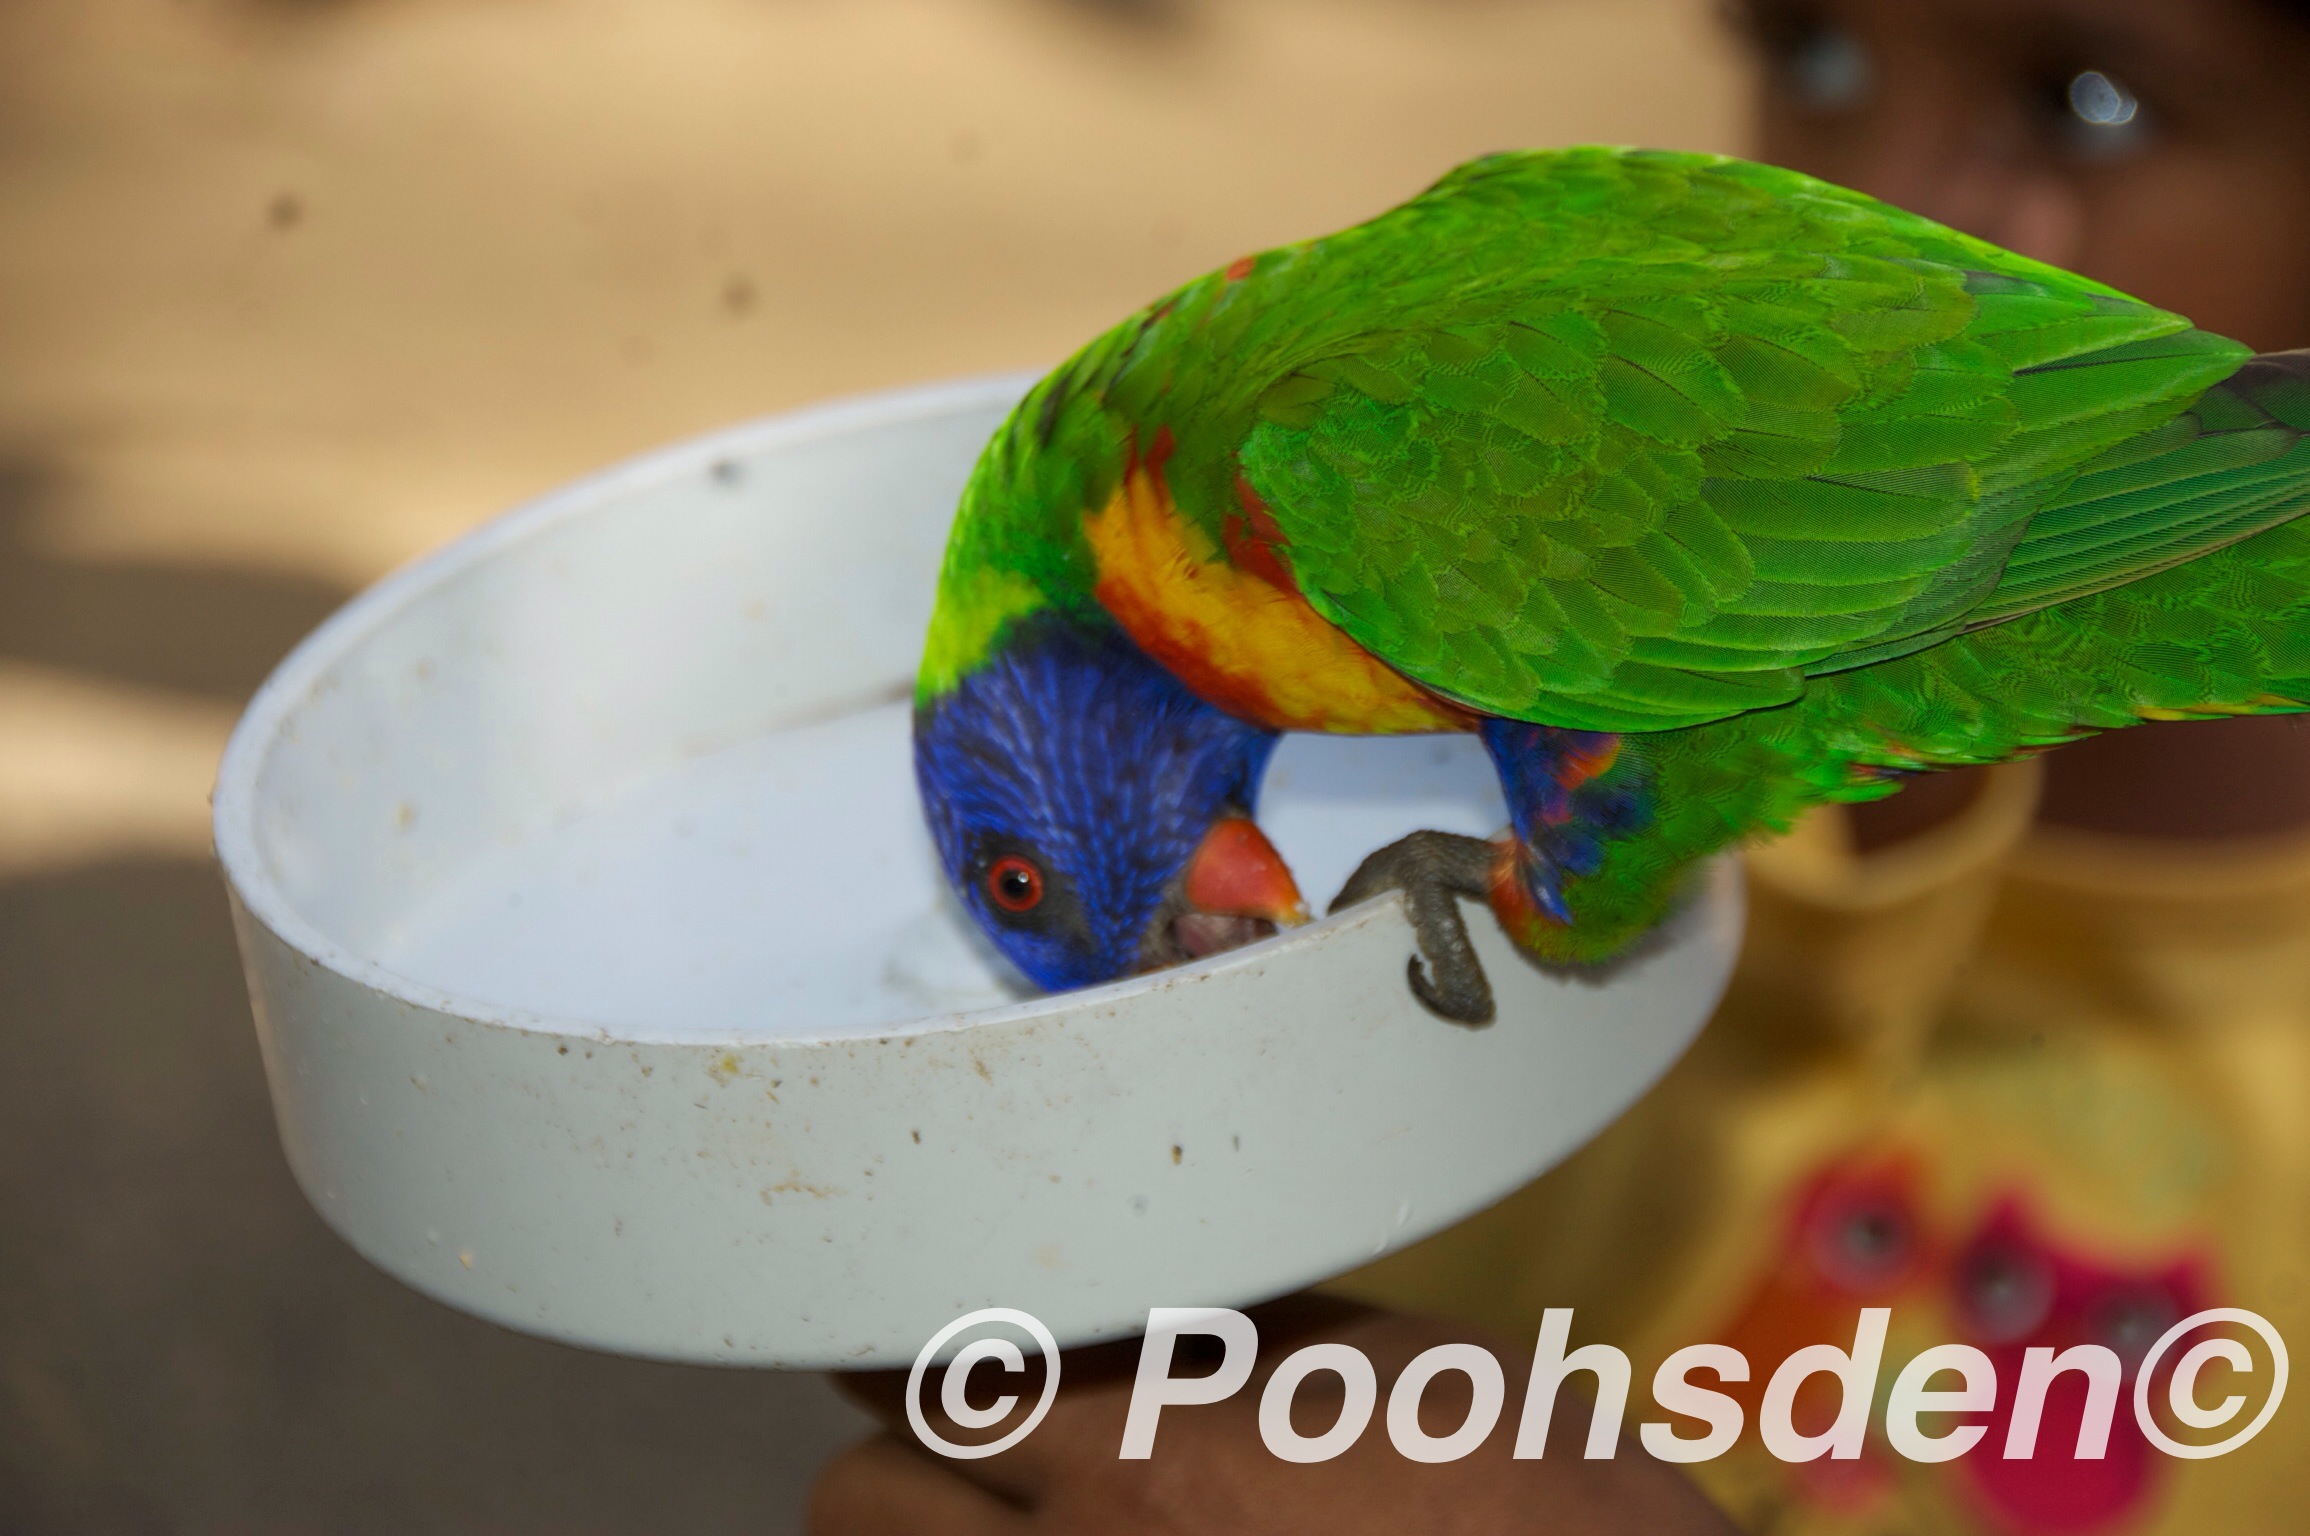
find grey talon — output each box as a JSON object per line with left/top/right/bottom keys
{"left": 1330, "top": 830, "right": 1498, "bottom": 1027}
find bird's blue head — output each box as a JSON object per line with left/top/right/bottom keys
{"left": 913, "top": 616, "right": 1305, "bottom": 992}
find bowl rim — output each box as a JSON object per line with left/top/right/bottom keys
{"left": 210, "top": 371, "right": 1487, "bottom": 1048}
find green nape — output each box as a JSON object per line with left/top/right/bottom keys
{"left": 916, "top": 330, "right": 1142, "bottom": 703}
{"left": 916, "top": 565, "right": 1045, "bottom": 703}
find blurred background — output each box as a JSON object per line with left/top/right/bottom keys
{"left": 0, "top": 1, "right": 1741, "bottom": 1529}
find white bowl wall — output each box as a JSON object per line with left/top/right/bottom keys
{"left": 213, "top": 375, "right": 1741, "bottom": 1368}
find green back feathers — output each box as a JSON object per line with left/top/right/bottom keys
{"left": 917, "top": 353, "right": 1128, "bottom": 703}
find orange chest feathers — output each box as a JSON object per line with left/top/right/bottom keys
{"left": 1081, "top": 461, "right": 1470, "bottom": 736}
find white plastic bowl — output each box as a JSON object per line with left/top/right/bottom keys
{"left": 214, "top": 374, "right": 1742, "bottom": 1368}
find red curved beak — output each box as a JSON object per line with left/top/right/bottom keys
{"left": 1183, "top": 817, "right": 1309, "bottom": 927}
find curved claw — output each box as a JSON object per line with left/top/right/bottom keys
{"left": 1408, "top": 952, "right": 1492, "bottom": 1027}
{"left": 1331, "top": 831, "right": 1498, "bottom": 1028}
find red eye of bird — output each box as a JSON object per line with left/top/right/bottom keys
{"left": 985, "top": 856, "right": 1044, "bottom": 914}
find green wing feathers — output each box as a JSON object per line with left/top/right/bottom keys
{"left": 1576, "top": 351, "right": 2310, "bottom": 949}
{"left": 1807, "top": 358, "right": 2310, "bottom": 761}
{"left": 1226, "top": 148, "right": 2259, "bottom": 731}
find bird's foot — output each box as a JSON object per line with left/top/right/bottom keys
{"left": 1330, "top": 830, "right": 1500, "bottom": 1027}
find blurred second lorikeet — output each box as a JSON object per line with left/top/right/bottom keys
{"left": 913, "top": 147, "right": 2310, "bottom": 1024}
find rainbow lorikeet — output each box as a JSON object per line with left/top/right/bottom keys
{"left": 913, "top": 146, "right": 2310, "bottom": 1024}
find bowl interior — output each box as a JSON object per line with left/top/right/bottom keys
{"left": 223, "top": 379, "right": 1541, "bottom": 1042}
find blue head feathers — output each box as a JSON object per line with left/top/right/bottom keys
{"left": 913, "top": 616, "right": 1279, "bottom": 991}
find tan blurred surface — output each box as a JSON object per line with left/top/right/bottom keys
{"left": 0, "top": 0, "right": 1740, "bottom": 1529}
